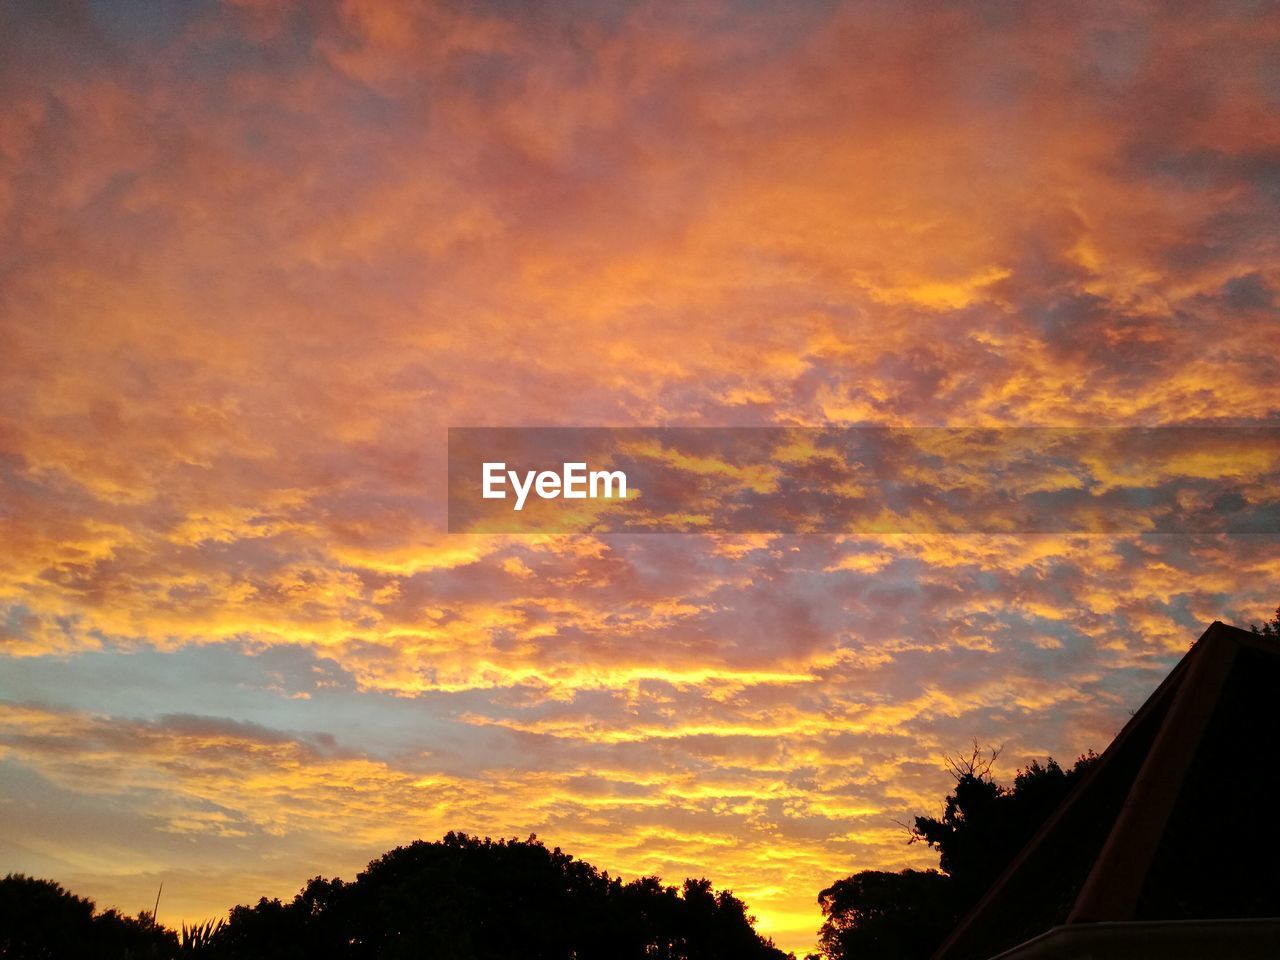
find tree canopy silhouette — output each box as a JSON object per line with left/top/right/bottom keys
{"left": 0, "top": 834, "right": 790, "bottom": 960}
{"left": 214, "top": 832, "right": 789, "bottom": 960}
{"left": 1251, "top": 605, "right": 1280, "bottom": 638}
{"left": 817, "top": 747, "right": 1098, "bottom": 960}
{"left": 0, "top": 873, "right": 176, "bottom": 960}
{"left": 816, "top": 869, "right": 955, "bottom": 960}
{"left": 910, "top": 747, "right": 1099, "bottom": 906}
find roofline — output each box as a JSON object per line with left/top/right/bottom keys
{"left": 987, "top": 918, "right": 1280, "bottom": 960}
{"left": 931, "top": 620, "right": 1261, "bottom": 960}
{"left": 1068, "top": 621, "right": 1240, "bottom": 921}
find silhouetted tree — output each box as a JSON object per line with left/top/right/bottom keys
{"left": 1, "top": 838, "right": 790, "bottom": 960}
{"left": 1251, "top": 605, "right": 1280, "bottom": 638}
{"left": 210, "top": 833, "right": 790, "bottom": 960}
{"left": 816, "top": 870, "right": 955, "bottom": 960}
{"left": 0, "top": 873, "right": 176, "bottom": 960}
{"left": 817, "top": 747, "right": 1097, "bottom": 960}
{"left": 910, "top": 747, "right": 1098, "bottom": 905}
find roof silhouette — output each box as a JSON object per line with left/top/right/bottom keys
{"left": 932, "top": 621, "right": 1280, "bottom": 960}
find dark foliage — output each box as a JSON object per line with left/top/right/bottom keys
{"left": 816, "top": 870, "right": 956, "bottom": 960}
{"left": 911, "top": 749, "right": 1099, "bottom": 906}
{"left": 1251, "top": 605, "right": 1280, "bottom": 638}
{"left": 215, "top": 833, "right": 790, "bottom": 960}
{"left": 817, "top": 748, "right": 1098, "bottom": 960}
{"left": 0, "top": 873, "right": 176, "bottom": 960}
{"left": 0, "top": 835, "right": 790, "bottom": 960}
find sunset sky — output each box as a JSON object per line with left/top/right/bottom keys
{"left": 2, "top": 0, "right": 1280, "bottom": 954}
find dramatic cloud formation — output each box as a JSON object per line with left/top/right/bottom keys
{"left": 2, "top": 0, "right": 1279, "bottom": 952}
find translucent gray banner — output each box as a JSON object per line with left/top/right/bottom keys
{"left": 447, "top": 427, "right": 1280, "bottom": 534}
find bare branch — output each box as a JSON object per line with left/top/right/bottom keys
{"left": 944, "top": 740, "right": 1003, "bottom": 781}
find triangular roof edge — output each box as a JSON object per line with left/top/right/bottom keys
{"left": 931, "top": 620, "right": 1260, "bottom": 960}
{"left": 1067, "top": 622, "right": 1242, "bottom": 921}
